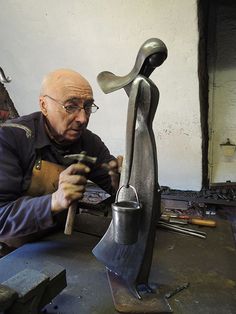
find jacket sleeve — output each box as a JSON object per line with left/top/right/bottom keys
{"left": 0, "top": 127, "right": 54, "bottom": 240}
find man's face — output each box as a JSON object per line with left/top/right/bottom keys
{"left": 40, "top": 73, "right": 94, "bottom": 144}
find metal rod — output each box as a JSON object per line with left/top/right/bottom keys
{"left": 157, "top": 222, "right": 207, "bottom": 239}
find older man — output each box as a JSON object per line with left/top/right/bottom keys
{"left": 0, "top": 69, "right": 121, "bottom": 252}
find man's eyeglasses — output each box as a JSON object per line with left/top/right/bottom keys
{"left": 43, "top": 95, "right": 99, "bottom": 115}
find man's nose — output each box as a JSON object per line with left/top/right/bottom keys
{"left": 74, "top": 109, "right": 89, "bottom": 123}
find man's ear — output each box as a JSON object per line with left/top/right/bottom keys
{"left": 39, "top": 96, "right": 48, "bottom": 116}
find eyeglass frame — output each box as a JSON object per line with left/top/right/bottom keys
{"left": 43, "top": 94, "right": 99, "bottom": 115}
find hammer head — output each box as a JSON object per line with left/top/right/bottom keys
{"left": 64, "top": 151, "right": 97, "bottom": 165}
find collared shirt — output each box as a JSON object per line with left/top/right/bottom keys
{"left": 0, "top": 112, "right": 115, "bottom": 241}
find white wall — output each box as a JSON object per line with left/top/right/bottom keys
{"left": 0, "top": 0, "right": 201, "bottom": 190}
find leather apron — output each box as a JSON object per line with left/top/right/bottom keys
{"left": 26, "top": 158, "right": 65, "bottom": 196}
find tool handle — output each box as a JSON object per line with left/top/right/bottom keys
{"left": 64, "top": 202, "right": 77, "bottom": 235}
{"left": 190, "top": 218, "right": 216, "bottom": 227}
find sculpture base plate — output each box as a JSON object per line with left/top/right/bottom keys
{"left": 107, "top": 270, "right": 172, "bottom": 313}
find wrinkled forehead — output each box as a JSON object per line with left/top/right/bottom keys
{"left": 57, "top": 76, "right": 93, "bottom": 100}
{"left": 41, "top": 70, "right": 93, "bottom": 99}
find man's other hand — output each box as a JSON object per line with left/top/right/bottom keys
{"left": 103, "top": 155, "right": 123, "bottom": 191}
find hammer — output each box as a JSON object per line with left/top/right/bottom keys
{"left": 63, "top": 151, "right": 97, "bottom": 235}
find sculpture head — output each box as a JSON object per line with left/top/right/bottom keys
{"left": 97, "top": 38, "right": 168, "bottom": 94}
{"left": 135, "top": 38, "right": 168, "bottom": 77}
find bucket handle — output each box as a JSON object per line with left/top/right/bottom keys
{"left": 115, "top": 184, "right": 140, "bottom": 205}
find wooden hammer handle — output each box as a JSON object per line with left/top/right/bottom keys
{"left": 64, "top": 202, "right": 77, "bottom": 235}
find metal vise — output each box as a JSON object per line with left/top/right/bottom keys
{"left": 0, "top": 262, "right": 66, "bottom": 314}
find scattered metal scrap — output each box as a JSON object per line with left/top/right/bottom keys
{"left": 165, "top": 282, "right": 190, "bottom": 299}
{"left": 161, "top": 182, "right": 236, "bottom": 203}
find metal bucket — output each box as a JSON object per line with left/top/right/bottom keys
{"left": 112, "top": 185, "right": 142, "bottom": 245}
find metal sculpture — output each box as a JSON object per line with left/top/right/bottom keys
{"left": 0, "top": 67, "right": 19, "bottom": 122}
{"left": 93, "top": 39, "right": 171, "bottom": 312}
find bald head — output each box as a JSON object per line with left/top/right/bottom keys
{"left": 39, "top": 69, "right": 94, "bottom": 143}
{"left": 40, "top": 69, "right": 93, "bottom": 99}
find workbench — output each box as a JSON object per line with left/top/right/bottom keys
{"left": 0, "top": 218, "right": 235, "bottom": 314}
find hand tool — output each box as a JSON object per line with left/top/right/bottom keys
{"left": 157, "top": 221, "right": 207, "bottom": 239}
{"left": 161, "top": 214, "right": 216, "bottom": 227}
{"left": 63, "top": 151, "right": 97, "bottom": 235}
{"left": 160, "top": 216, "right": 188, "bottom": 225}
{"left": 188, "top": 218, "right": 216, "bottom": 227}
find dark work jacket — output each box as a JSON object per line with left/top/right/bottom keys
{"left": 0, "top": 112, "right": 115, "bottom": 243}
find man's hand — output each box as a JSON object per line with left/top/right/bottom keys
{"left": 51, "top": 163, "right": 90, "bottom": 213}
{"left": 104, "top": 155, "right": 123, "bottom": 191}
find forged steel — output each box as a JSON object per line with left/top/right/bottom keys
{"left": 112, "top": 185, "right": 142, "bottom": 245}
{"left": 93, "top": 38, "right": 168, "bottom": 301}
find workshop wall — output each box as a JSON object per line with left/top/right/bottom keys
{"left": 208, "top": 0, "right": 236, "bottom": 184}
{"left": 0, "top": 0, "right": 201, "bottom": 191}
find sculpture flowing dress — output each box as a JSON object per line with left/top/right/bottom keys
{"left": 93, "top": 38, "right": 168, "bottom": 300}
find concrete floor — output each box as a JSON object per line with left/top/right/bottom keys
{"left": 0, "top": 219, "right": 235, "bottom": 314}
